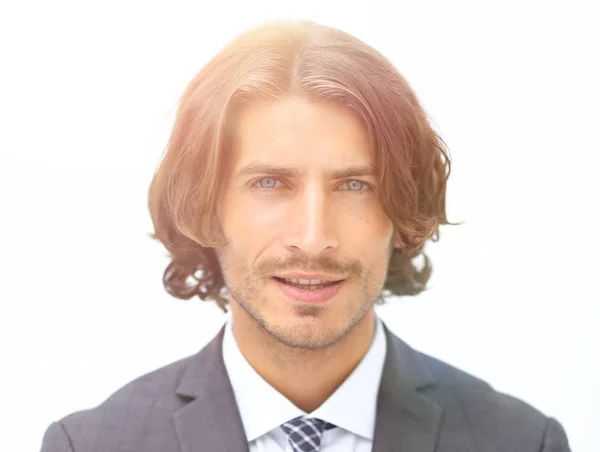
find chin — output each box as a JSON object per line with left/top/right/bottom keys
{"left": 261, "top": 312, "right": 352, "bottom": 350}
{"left": 267, "top": 326, "right": 344, "bottom": 350}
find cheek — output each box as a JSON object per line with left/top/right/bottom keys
{"left": 344, "top": 204, "right": 394, "bottom": 244}
{"left": 230, "top": 197, "right": 288, "bottom": 236}
{"left": 221, "top": 196, "right": 284, "bottom": 263}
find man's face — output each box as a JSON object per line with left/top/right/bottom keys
{"left": 215, "top": 96, "right": 396, "bottom": 349}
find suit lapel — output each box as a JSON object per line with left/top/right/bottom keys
{"left": 171, "top": 321, "right": 442, "bottom": 452}
{"left": 372, "top": 323, "right": 443, "bottom": 452}
{"left": 172, "top": 327, "right": 249, "bottom": 452}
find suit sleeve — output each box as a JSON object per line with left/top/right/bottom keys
{"left": 539, "top": 417, "right": 572, "bottom": 452}
{"left": 40, "top": 422, "right": 75, "bottom": 452}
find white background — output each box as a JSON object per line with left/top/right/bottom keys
{"left": 0, "top": 1, "right": 598, "bottom": 450}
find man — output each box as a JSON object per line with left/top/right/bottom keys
{"left": 41, "top": 20, "right": 571, "bottom": 452}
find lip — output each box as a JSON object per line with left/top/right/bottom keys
{"left": 273, "top": 277, "right": 344, "bottom": 303}
{"left": 272, "top": 272, "right": 346, "bottom": 282}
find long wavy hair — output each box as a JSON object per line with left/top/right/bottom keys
{"left": 148, "top": 20, "right": 455, "bottom": 311}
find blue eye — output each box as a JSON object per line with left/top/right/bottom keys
{"left": 345, "top": 180, "right": 369, "bottom": 192}
{"left": 252, "top": 178, "right": 370, "bottom": 193}
{"left": 255, "top": 178, "right": 279, "bottom": 189}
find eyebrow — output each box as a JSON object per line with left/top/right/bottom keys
{"left": 235, "top": 161, "right": 376, "bottom": 180}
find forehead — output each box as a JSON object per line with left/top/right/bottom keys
{"left": 230, "top": 96, "right": 373, "bottom": 170}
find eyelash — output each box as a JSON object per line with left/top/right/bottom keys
{"left": 251, "top": 177, "right": 372, "bottom": 194}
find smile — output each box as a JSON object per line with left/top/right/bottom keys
{"left": 272, "top": 277, "right": 344, "bottom": 303}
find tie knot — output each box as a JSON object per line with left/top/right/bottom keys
{"left": 281, "top": 416, "right": 336, "bottom": 452}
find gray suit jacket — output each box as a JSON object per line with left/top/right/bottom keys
{"left": 40, "top": 322, "right": 571, "bottom": 451}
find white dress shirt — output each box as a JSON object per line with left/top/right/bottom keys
{"left": 222, "top": 313, "right": 387, "bottom": 452}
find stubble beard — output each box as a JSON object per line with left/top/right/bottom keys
{"left": 215, "top": 241, "right": 392, "bottom": 351}
{"left": 225, "top": 267, "right": 381, "bottom": 351}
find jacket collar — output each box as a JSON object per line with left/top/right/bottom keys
{"left": 172, "top": 320, "right": 442, "bottom": 452}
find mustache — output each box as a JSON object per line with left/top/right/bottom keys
{"left": 256, "top": 254, "right": 362, "bottom": 278}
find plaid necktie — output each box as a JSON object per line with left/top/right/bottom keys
{"left": 281, "top": 416, "right": 337, "bottom": 452}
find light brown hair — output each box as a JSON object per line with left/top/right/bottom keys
{"left": 148, "top": 20, "right": 455, "bottom": 311}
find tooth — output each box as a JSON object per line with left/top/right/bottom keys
{"left": 310, "top": 279, "right": 323, "bottom": 284}
{"left": 297, "top": 278, "right": 311, "bottom": 284}
{"left": 288, "top": 278, "right": 299, "bottom": 284}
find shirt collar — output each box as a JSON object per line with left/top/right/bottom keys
{"left": 222, "top": 312, "right": 387, "bottom": 441}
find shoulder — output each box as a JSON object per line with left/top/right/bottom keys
{"left": 72, "top": 352, "right": 193, "bottom": 416}
{"left": 415, "top": 349, "right": 570, "bottom": 450}
{"left": 420, "top": 350, "right": 543, "bottom": 416}
{"left": 383, "top": 325, "right": 551, "bottom": 426}
{"left": 41, "top": 353, "right": 195, "bottom": 451}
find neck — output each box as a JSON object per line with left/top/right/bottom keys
{"left": 230, "top": 307, "right": 377, "bottom": 413}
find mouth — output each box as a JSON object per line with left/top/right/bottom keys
{"left": 272, "top": 276, "right": 345, "bottom": 303}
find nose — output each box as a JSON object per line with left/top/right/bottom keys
{"left": 282, "top": 186, "right": 340, "bottom": 254}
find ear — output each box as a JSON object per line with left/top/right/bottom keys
{"left": 389, "top": 233, "right": 402, "bottom": 253}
